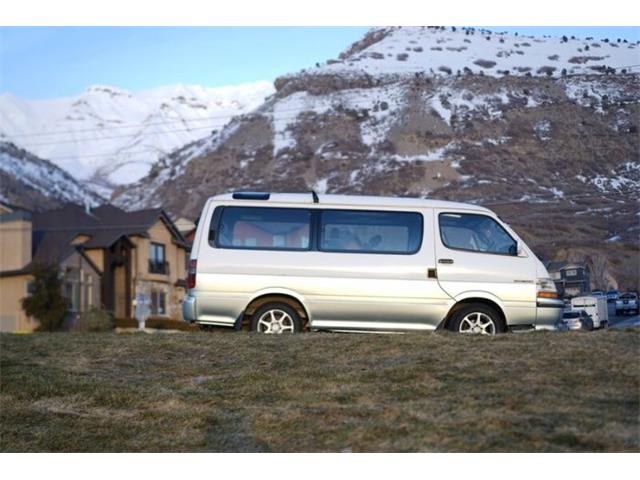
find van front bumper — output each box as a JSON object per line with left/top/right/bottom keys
{"left": 536, "top": 297, "right": 564, "bottom": 330}
{"left": 182, "top": 294, "right": 197, "bottom": 322}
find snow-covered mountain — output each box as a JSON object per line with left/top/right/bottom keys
{"left": 298, "top": 26, "right": 639, "bottom": 78}
{"left": 117, "top": 26, "right": 640, "bottom": 289}
{"left": 0, "top": 81, "right": 275, "bottom": 194}
{"left": 0, "top": 141, "right": 104, "bottom": 210}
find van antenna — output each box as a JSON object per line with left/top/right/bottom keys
{"left": 311, "top": 191, "right": 319, "bottom": 203}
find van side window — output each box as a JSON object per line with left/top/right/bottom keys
{"left": 319, "top": 210, "right": 422, "bottom": 254}
{"left": 439, "top": 213, "right": 517, "bottom": 255}
{"left": 216, "top": 207, "right": 311, "bottom": 251}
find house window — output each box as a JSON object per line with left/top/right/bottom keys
{"left": 84, "top": 275, "right": 94, "bottom": 310}
{"left": 565, "top": 269, "right": 578, "bottom": 277}
{"left": 64, "top": 268, "right": 81, "bottom": 312}
{"left": 149, "top": 243, "right": 167, "bottom": 274}
{"left": 151, "top": 290, "right": 166, "bottom": 316}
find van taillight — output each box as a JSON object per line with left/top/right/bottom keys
{"left": 187, "top": 259, "right": 197, "bottom": 289}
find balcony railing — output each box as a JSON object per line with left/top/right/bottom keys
{"left": 149, "top": 260, "right": 169, "bottom": 275}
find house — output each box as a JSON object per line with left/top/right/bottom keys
{"left": 174, "top": 216, "right": 197, "bottom": 246}
{"left": 0, "top": 203, "right": 38, "bottom": 331}
{"left": 545, "top": 260, "right": 591, "bottom": 298}
{"left": 0, "top": 202, "right": 189, "bottom": 332}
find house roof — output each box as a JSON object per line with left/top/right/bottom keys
{"left": 28, "top": 203, "right": 187, "bottom": 268}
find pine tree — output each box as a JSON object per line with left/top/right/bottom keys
{"left": 21, "top": 264, "right": 69, "bottom": 331}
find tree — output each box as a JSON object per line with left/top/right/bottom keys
{"left": 21, "top": 264, "right": 69, "bottom": 331}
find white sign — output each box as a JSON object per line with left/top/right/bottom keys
{"left": 135, "top": 293, "right": 151, "bottom": 329}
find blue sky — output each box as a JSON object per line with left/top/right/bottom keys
{"left": 1, "top": 26, "right": 638, "bottom": 99}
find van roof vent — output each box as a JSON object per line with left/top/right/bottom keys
{"left": 232, "top": 192, "right": 270, "bottom": 200}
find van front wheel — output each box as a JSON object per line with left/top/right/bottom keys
{"left": 250, "top": 302, "right": 302, "bottom": 334}
{"left": 450, "top": 304, "right": 504, "bottom": 335}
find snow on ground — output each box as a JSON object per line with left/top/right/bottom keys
{"left": 308, "top": 27, "right": 639, "bottom": 79}
{"left": 272, "top": 91, "right": 334, "bottom": 154}
{"left": 563, "top": 76, "right": 634, "bottom": 112}
{"left": 388, "top": 142, "right": 458, "bottom": 162}
{"left": 312, "top": 178, "right": 329, "bottom": 194}
{"left": 427, "top": 87, "right": 526, "bottom": 125}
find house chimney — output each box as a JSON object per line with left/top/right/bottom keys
{"left": 0, "top": 210, "right": 32, "bottom": 272}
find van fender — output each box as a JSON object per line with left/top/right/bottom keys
{"left": 243, "top": 287, "right": 311, "bottom": 321}
{"left": 439, "top": 290, "right": 507, "bottom": 329}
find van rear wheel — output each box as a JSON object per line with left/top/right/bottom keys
{"left": 450, "top": 304, "right": 504, "bottom": 335}
{"left": 250, "top": 302, "right": 302, "bottom": 334}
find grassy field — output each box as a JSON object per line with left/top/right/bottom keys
{"left": 1, "top": 328, "right": 638, "bottom": 452}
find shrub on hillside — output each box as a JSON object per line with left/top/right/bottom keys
{"left": 537, "top": 66, "right": 556, "bottom": 76}
{"left": 473, "top": 59, "right": 497, "bottom": 69}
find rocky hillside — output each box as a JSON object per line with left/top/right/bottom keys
{"left": 0, "top": 141, "right": 104, "bottom": 210}
{"left": 116, "top": 27, "right": 640, "bottom": 289}
{"left": 0, "top": 82, "right": 274, "bottom": 196}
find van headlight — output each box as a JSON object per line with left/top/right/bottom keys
{"left": 537, "top": 278, "right": 560, "bottom": 299}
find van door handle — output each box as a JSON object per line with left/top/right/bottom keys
{"left": 438, "top": 258, "right": 454, "bottom": 264}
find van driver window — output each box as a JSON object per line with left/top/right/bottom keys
{"left": 320, "top": 210, "right": 422, "bottom": 254}
{"left": 439, "top": 213, "right": 517, "bottom": 255}
{"left": 217, "top": 207, "right": 311, "bottom": 250}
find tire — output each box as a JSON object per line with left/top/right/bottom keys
{"left": 449, "top": 304, "right": 505, "bottom": 335}
{"left": 250, "top": 302, "right": 302, "bottom": 334}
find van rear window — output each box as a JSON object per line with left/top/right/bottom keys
{"left": 216, "top": 207, "right": 311, "bottom": 250}
{"left": 319, "top": 210, "right": 422, "bottom": 254}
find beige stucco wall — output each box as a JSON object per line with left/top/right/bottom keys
{"left": 129, "top": 220, "right": 187, "bottom": 320}
{"left": 0, "top": 274, "right": 38, "bottom": 332}
{"left": 0, "top": 219, "right": 32, "bottom": 271}
{"left": 83, "top": 248, "right": 104, "bottom": 273}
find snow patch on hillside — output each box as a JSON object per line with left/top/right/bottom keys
{"left": 0, "top": 142, "right": 103, "bottom": 206}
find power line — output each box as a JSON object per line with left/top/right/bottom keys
{"left": 4, "top": 67, "right": 639, "bottom": 140}
{"left": 11, "top": 99, "right": 640, "bottom": 151}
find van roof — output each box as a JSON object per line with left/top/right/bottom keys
{"left": 209, "top": 192, "right": 492, "bottom": 212}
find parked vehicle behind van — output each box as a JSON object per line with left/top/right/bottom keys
{"left": 570, "top": 295, "right": 609, "bottom": 328}
{"left": 183, "top": 192, "right": 563, "bottom": 335}
{"left": 616, "top": 293, "right": 639, "bottom": 315}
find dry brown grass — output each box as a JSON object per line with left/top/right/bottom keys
{"left": 1, "top": 328, "right": 638, "bottom": 452}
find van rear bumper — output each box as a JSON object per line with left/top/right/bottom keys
{"left": 182, "top": 294, "right": 197, "bottom": 322}
{"left": 536, "top": 297, "right": 565, "bottom": 309}
{"left": 535, "top": 297, "right": 564, "bottom": 330}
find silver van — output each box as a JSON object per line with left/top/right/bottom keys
{"left": 183, "top": 192, "right": 563, "bottom": 334}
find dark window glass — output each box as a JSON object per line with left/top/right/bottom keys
{"left": 319, "top": 210, "right": 422, "bottom": 254}
{"left": 149, "top": 243, "right": 167, "bottom": 274}
{"left": 150, "top": 243, "right": 165, "bottom": 263}
{"left": 439, "top": 213, "right": 517, "bottom": 255}
{"left": 217, "top": 207, "right": 311, "bottom": 250}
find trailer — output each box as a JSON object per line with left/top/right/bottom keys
{"left": 571, "top": 296, "right": 609, "bottom": 328}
